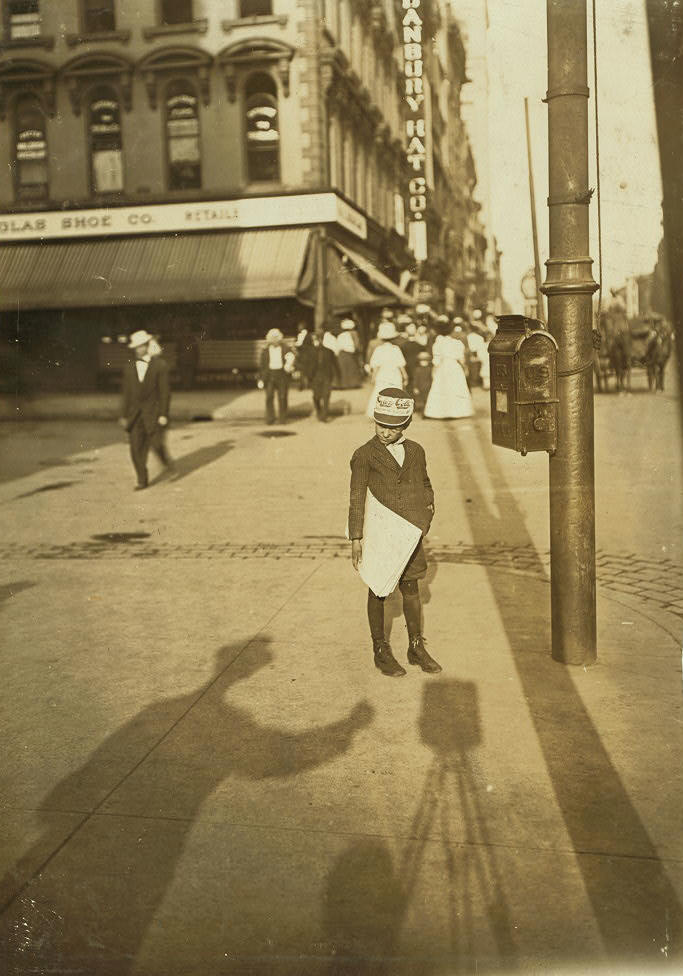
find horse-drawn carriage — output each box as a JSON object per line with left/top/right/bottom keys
{"left": 593, "top": 309, "right": 673, "bottom": 392}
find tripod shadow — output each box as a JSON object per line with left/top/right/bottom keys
{"left": 323, "top": 680, "right": 515, "bottom": 975}
{"left": 446, "top": 422, "right": 683, "bottom": 966}
{"left": 0, "top": 638, "right": 374, "bottom": 975}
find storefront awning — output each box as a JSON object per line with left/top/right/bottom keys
{"left": 297, "top": 236, "right": 415, "bottom": 312}
{"left": 0, "top": 228, "right": 312, "bottom": 310}
{"left": 331, "top": 240, "right": 415, "bottom": 306}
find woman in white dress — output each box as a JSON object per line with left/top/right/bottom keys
{"left": 424, "top": 323, "right": 474, "bottom": 419}
{"left": 365, "top": 321, "right": 407, "bottom": 417}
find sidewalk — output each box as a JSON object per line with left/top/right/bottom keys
{"left": 0, "top": 384, "right": 351, "bottom": 423}
{"left": 0, "top": 389, "right": 681, "bottom": 974}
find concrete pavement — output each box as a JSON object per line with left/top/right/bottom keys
{"left": 0, "top": 380, "right": 682, "bottom": 974}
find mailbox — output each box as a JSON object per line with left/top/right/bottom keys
{"left": 488, "top": 315, "right": 558, "bottom": 455}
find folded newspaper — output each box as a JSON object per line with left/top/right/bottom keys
{"left": 354, "top": 490, "right": 422, "bottom": 597}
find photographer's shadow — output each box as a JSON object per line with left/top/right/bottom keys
{"left": 0, "top": 639, "right": 374, "bottom": 975}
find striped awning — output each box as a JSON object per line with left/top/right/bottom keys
{"left": 0, "top": 228, "right": 312, "bottom": 310}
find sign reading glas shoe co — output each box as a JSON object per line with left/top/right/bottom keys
{"left": 403, "top": 0, "right": 428, "bottom": 261}
{"left": 0, "top": 192, "right": 367, "bottom": 242}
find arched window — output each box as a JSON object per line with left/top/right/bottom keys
{"left": 8, "top": 0, "right": 41, "bottom": 39}
{"left": 82, "top": 0, "right": 115, "bottom": 32}
{"left": 239, "top": 0, "right": 272, "bottom": 15}
{"left": 244, "top": 73, "right": 279, "bottom": 183}
{"left": 88, "top": 88, "right": 123, "bottom": 194}
{"left": 14, "top": 95, "right": 48, "bottom": 201}
{"left": 165, "top": 81, "right": 201, "bottom": 190}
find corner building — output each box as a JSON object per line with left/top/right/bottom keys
{"left": 0, "top": 0, "right": 418, "bottom": 388}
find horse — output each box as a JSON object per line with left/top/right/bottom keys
{"left": 594, "top": 309, "right": 631, "bottom": 392}
{"left": 609, "top": 311, "right": 632, "bottom": 391}
{"left": 645, "top": 318, "right": 673, "bottom": 391}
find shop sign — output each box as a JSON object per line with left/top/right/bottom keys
{"left": 0, "top": 192, "right": 368, "bottom": 242}
{"left": 403, "top": 0, "right": 427, "bottom": 261}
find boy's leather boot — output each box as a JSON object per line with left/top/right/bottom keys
{"left": 373, "top": 640, "right": 406, "bottom": 677}
{"left": 407, "top": 635, "right": 442, "bottom": 674}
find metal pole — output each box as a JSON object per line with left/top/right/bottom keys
{"left": 314, "top": 226, "right": 328, "bottom": 336}
{"left": 541, "top": 0, "right": 598, "bottom": 665}
{"left": 525, "top": 97, "right": 546, "bottom": 323}
{"left": 646, "top": 0, "right": 683, "bottom": 431}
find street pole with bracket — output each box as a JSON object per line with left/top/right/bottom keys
{"left": 541, "top": 0, "right": 599, "bottom": 665}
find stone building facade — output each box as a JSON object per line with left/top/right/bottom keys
{"left": 0, "top": 0, "right": 495, "bottom": 387}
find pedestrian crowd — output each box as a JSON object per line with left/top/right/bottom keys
{"left": 115, "top": 308, "right": 494, "bottom": 684}
{"left": 253, "top": 304, "right": 495, "bottom": 426}
{"left": 116, "top": 306, "right": 495, "bottom": 486}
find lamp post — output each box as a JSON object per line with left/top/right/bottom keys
{"left": 541, "top": 0, "right": 599, "bottom": 665}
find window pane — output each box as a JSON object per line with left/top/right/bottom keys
{"left": 15, "top": 97, "right": 47, "bottom": 200}
{"left": 161, "top": 0, "right": 193, "bottom": 25}
{"left": 9, "top": 0, "right": 40, "bottom": 38}
{"left": 92, "top": 150, "right": 123, "bottom": 192}
{"left": 89, "top": 95, "right": 123, "bottom": 193}
{"left": 245, "top": 76, "right": 279, "bottom": 183}
{"left": 240, "top": 0, "right": 272, "bottom": 15}
{"left": 83, "top": 0, "right": 115, "bottom": 32}
{"left": 167, "top": 90, "right": 201, "bottom": 190}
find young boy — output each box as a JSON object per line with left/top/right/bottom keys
{"left": 348, "top": 388, "right": 442, "bottom": 677}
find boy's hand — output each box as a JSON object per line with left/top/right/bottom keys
{"left": 351, "top": 539, "right": 362, "bottom": 570}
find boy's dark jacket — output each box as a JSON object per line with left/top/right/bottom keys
{"left": 348, "top": 436, "right": 434, "bottom": 539}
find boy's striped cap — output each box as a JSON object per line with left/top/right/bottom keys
{"left": 374, "top": 388, "right": 415, "bottom": 427}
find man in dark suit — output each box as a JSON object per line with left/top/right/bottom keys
{"left": 309, "top": 330, "right": 341, "bottom": 421}
{"left": 119, "top": 330, "right": 171, "bottom": 490}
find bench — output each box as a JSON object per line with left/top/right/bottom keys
{"left": 196, "top": 339, "right": 268, "bottom": 382}
{"left": 96, "top": 338, "right": 286, "bottom": 387}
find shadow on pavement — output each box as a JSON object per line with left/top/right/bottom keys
{"left": 14, "top": 479, "right": 79, "bottom": 499}
{"left": 0, "top": 638, "right": 374, "bottom": 975}
{"left": 154, "top": 438, "right": 234, "bottom": 485}
{"left": 0, "top": 581, "right": 35, "bottom": 607}
{"left": 0, "top": 421, "right": 118, "bottom": 485}
{"left": 446, "top": 423, "right": 682, "bottom": 968}
{"left": 323, "top": 680, "right": 514, "bottom": 975}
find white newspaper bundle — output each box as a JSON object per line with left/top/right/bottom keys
{"left": 353, "top": 489, "right": 422, "bottom": 597}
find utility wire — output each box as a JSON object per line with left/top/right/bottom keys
{"left": 592, "top": 0, "right": 603, "bottom": 322}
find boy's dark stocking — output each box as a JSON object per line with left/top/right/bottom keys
{"left": 367, "top": 589, "right": 385, "bottom": 642}
{"left": 398, "top": 578, "right": 422, "bottom": 638}
{"left": 367, "top": 589, "right": 405, "bottom": 677}
{"left": 399, "top": 579, "right": 443, "bottom": 674}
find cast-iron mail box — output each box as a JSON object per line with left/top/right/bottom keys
{"left": 489, "top": 315, "right": 558, "bottom": 455}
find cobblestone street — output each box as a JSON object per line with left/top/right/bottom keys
{"left": 2, "top": 538, "right": 683, "bottom": 620}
